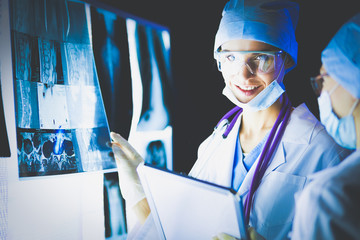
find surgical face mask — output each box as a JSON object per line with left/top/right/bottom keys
{"left": 223, "top": 80, "right": 285, "bottom": 112}
{"left": 318, "top": 84, "right": 359, "bottom": 149}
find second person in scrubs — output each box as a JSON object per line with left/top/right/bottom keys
{"left": 291, "top": 13, "right": 360, "bottom": 240}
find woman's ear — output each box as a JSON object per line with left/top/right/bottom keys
{"left": 284, "top": 54, "right": 295, "bottom": 69}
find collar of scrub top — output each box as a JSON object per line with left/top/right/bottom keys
{"left": 216, "top": 92, "right": 292, "bottom": 225}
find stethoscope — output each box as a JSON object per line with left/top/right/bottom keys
{"left": 216, "top": 105, "right": 243, "bottom": 139}
{"left": 216, "top": 93, "right": 293, "bottom": 225}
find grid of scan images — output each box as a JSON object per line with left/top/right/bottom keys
{"left": 10, "top": 0, "right": 116, "bottom": 177}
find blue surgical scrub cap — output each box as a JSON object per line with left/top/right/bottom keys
{"left": 214, "top": 0, "right": 299, "bottom": 71}
{"left": 321, "top": 13, "right": 360, "bottom": 99}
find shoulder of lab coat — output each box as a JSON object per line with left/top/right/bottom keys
{"left": 291, "top": 150, "right": 360, "bottom": 240}
{"left": 240, "top": 103, "right": 351, "bottom": 194}
{"left": 283, "top": 103, "right": 352, "bottom": 170}
{"left": 276, "top": 103, "right": 351, "bottom": 170}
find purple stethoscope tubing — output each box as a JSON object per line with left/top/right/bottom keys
{"left": 216, "top": 106, "right": 243, "bottom": 138}
{"left": 244, "top": 94, "right": 292, "bottom": 225}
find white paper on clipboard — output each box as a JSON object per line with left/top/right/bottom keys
{"left": 137, "top": 163, "right": 249, "bottom": 240}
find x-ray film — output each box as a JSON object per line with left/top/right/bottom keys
{"left": 90, "top": 7, "right": 133, "bottom": 138}
{"left": 16, "top": 80, "right": 40, "bottom": 129}
{"left": 103, "top": 172, "right": 127, "bottom": 240}
{"left": 10, "top": 0, "right": 116, "bottom": 178}
{"left": 126, "top": 19, "right": 174, "bottom": 170}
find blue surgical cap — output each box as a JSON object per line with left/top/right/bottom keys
{"left": 214, "top": 0, "right": 299, "bottom": 70}
{"left": 321, "top": 13, "right": 360, "bottom": 99}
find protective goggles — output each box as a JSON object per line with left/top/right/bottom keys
{"left": 215, "top": 50, "right": 284, "bottom": 74}
{"left": 310, "top": 73, "right": 329, "bottom": 97}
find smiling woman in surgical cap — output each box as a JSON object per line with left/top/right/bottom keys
{"left": 191, "top": 0, "right": 351, "bottom": 239}
{"left": 291, "top": 13, "right": 360, "bottom": 240}
{"left": 110, "top": 0, "right": 352, "bottom": 239}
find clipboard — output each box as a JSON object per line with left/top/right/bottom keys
{"left": 137, "top": 163, "right": 249, "bottom": 240}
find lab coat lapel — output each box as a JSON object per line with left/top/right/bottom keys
{"left": 262, "top": 142, "right": 286, "bottom": 177}
{"left": 214, "top": 116, "right": 242, "bottom": 187}
{"left": 261, "top": 104, "right": 316, "bottom": 177}
{"left": 237, "top": 104, "right": 314, "bottom": 197}
{"left": 189, "top": 116, "right": 240, "bottom": 188}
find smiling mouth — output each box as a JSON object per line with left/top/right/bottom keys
{"left": 239, "top": 85, "right": 259, "bottom": 90}
{"left": 236, "top": 85, "right": 260, "bottom": 96}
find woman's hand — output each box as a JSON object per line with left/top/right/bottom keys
{"left": 212, "top": 233, "right": 240, "bottom": 240}
{"left": 212, "top": 227, "right": 265, "bottom": 240}
{"left": 110, "top": 132, "right": 150, "bottom": 222}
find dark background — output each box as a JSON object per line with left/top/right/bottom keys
{"left": 89, "top": 0, "right": 359, "bottom": 174}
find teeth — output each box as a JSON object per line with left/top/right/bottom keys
{"left": 239, "top": 85, "right": 258, "bottom": 90}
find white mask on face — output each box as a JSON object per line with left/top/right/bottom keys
{"left": 223, "top": 80, "right": 285, "bottom": 112}
{"left": 318, "top": 84, "right": 359, "bottom": 150}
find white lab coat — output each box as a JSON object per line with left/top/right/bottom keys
{"left": 291, "top": 150, "right": 360, "bottom": 240}
{"left": 189, "top": 103, "right": 352, "bottom": 240}
{"left": 129, "top": 104, "right": 351, "bottom": 240}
